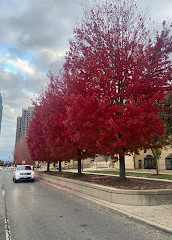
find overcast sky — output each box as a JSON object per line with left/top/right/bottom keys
{"left": 0, "top": 0, "right": 171, "bottom": 162}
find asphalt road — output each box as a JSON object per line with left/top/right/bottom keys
{"left": 0, "top": 168, "right": 172, "bottom": 240}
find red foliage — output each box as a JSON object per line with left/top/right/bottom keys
{"left": 27, "top": 79, "right": 76, "bottom": 164}
{"left": 26, "top": 104, "right": 52, "bottom": 163}
{"left": 26, "top": 1, "right": 172, "bottom": 177}
{"left": 14, "top": 136, "right": 34, "bottom": 165}
{"left": 63, "top": 0, "right": 171, "bottom": 158}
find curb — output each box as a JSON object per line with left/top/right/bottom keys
{"left": 36, "top": 176, "right": 172, "bottom": 236}
{"left": 35, "top": 173, "right": 172, "bottom": 206}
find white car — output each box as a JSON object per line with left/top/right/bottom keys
{"left": 7, "top": 166, "right": 14, "bottom": 170}
{"left": 13, "top": 165, "right": 34, "bottom": 183}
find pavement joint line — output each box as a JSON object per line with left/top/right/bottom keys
{"left": 37, "top": 177, "right": 172, "bottom": 237}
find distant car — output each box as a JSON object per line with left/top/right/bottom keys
{"left": 6, "top": 166, "right": 14, "bottom": 170}
{"left": 13, "top": 165, "right": 34, "bottom": 183}
{"left": 0, "top": 166, "right": 2, "bottom": 170}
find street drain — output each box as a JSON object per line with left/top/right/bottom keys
{"left": 80, "top": 224, "right": 88, "bottom": 227}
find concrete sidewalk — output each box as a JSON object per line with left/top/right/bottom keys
{"left": 83, "top": 171, "right": 172, "bottom": 182}
{"left": 101, "top": 199, "right": 172, "bottom": 235}
{"left": 54, "top": 167, "right": 172, "bottom": 182}
{"left": 73, "top": 191, "right": 172, "bottom": 235}
{"left": 38, "top": 166, "right": 172, "bottom": 175}
{"left": 36, "top": 171, "right": 172, "bottom": 235}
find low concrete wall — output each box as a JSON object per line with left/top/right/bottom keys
{"left": 36, "top": 172, "right": 172, "bottom": 206}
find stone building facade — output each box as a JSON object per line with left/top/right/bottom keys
{"left": 134, "top": 148, "right": 172, "bottom": 170}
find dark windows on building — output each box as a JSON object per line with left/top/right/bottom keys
{"left": 165, "top": 154, "right": 172, "bottom": 170}
{"left": 138, "top": 160, "right": 142, "bottom": 169}
{"left": 144, "top": 155, "right": 156, "bottom": 169}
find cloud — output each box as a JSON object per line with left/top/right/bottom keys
{"left": 141, "top": 0, "right": 172, "bottom": 22}
{"left": 0, "top": 0, "right": 82, "bottom": 49}
{"left": 0, "top": 0, "right": 83, "bottom": 161}
{"left": 0, "top": 0, "right": 83, "bottom": 80}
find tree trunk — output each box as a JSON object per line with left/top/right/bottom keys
{"left": 133, "top": 153, "right": 136, "bottom": 169}
{"left": 155, "top": 159, "right": 159, "bottom": 175}
{"left": 59, "top": 161, "right": 62, "bottom": 172}
{"left": 151, "top": 148, "right": 161, "bottom": 175}
{"left": 77, "top": 150, "right": 82, "bottom": 174}
{"left": 119, "top": 154, "right": 126, "bottom": 180}
{"left": 78, "top": 159, "right": 82, "bottom": 174}
{"left": 47, "top": 162, "right": 50, "bottom": 172}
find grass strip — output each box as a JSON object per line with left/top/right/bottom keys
{"left": 87, "top": 170, "right": 172, "bottom": 180}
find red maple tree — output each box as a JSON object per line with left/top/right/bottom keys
{"left": 63, "top": 0, "right": 172, "bottom": 179}
{"left": 26, "top": 0, "right": 172, "bottom": 179}
{"left": 26, "top": 77, "right": 72, "bottom": 171}
{"left": 14, "top": 135, "right": 34, "bottom": 165}
{"left": 26, "top": 104, "right": 53, "bottom": 170}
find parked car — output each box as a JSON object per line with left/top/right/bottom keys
{"left": 13, "top": 165, "right": 34, "bottom": 183}
{"left": 7, "top": 166, "right": 14, "bottom": 170}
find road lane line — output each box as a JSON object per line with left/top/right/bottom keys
{"left": 5, "top": 219, "right": 11, "bottom": 240}
{"left": 2, "top": 178, "right": 12, "bottom": 240}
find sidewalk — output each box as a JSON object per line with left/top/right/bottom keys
{"left": 39, "top": 165, "right": 172, "bottom": 174}
{"left": 101, "top": 199, "right": 172, "bottom": 235}
{"left": 83, "top": 171, "right": 172, "bottom": 182}
{"left": 77, "top": 191, "right": 172, "bottom": 235}
{"left": 56, "top": 167, "right": 172, "bottom": 182}
{"left": 36, "top": 170, "right": 172, "bottom": 235}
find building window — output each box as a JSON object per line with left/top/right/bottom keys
{"left": 138, "top": 160, "right": 142, "bottom": 169}
{"left": 144, "top": 155, "right": 156, "bottom": 169}
{"left": 165, "top": 154, "right": 172, "bottom": 170}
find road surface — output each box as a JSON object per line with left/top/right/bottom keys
{"left": 0, "top": 168, "right": 171, "bottom": 240}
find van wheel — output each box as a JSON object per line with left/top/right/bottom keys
{"left": 14, "top": 178, "right": 18, "bottom": 183}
